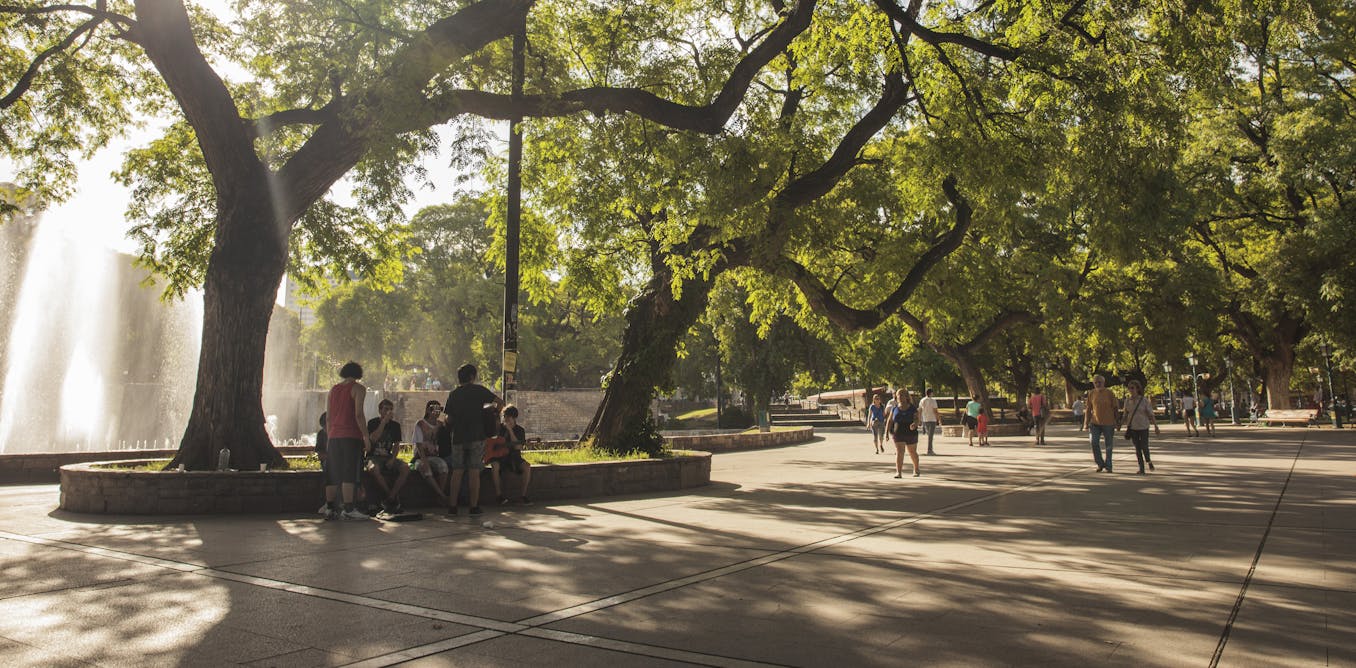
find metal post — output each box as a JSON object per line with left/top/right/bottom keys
{"left": 1187, "top": 354, "right": 1200, "bottom": 413}
{"left": 1321, "top": 343, "right": 1341, "bottom": 428}
{"left": 1226, "top": 358, "right": 1239, "bottom": 425}
{"left": 502, "top": 26, "right": 525, "bottom": 400}
{"left": 1162, "top": 361, "right": 1175, "bottom": 423}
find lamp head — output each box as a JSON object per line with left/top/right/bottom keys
{"left": 1163, "top": 361, "right": 1172, "bottom": 373}
{"left": 1187, "top": 353, "right": 1197, "bottom": 366}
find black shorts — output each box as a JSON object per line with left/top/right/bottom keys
{"left": 489, "top": 449, "right": 528, "bottom": 474}
{"left": 892, "top": 426, "right": 919, "bottom": 445}
{"left": 963, "top": 415, "right": 979, "bottom": 429}
{"left": 1185, "top": 408, "right": 1197, "bottom": 419}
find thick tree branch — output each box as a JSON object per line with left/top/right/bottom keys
{"left": 133, "top": 0, "right": 263, "bottom": 201}
{"left": 870, "top": 0, "right": 1019, "bottom": 61}
{"left": 0, "top": 5, "right": 107, "bottom": 109}
{"left": 776, "top": 175, "right": 974, "bottom": 331}
{"left": 957, "top": 310, "right": 1036, "bottom": 355}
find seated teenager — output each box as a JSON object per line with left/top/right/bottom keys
{"left": 410, "top": 400, "right": 450, "bottom": 506}
{"left": 488, "top": 405, "right": 533, "bottom": 505}
{"left": 365, "top": 398, "right": 411, "bottom": 514}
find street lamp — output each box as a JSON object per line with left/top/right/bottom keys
{"left": 1162, "top": 361, "right": 1175, "bottom": 423}
{"left": 1187, "top": 353, "right": 1201, "bottom": 409}
{"left": 1225, "top": 358, "right": 1239, "bottom": 425}
{"left": 1320, "top": 343, "right": 1341, "bottom": 428}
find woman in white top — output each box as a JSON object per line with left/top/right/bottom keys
{"left": 1119, "top": 380, "right": 1160, "bottom": 474}
{"left": 411, "top": 400, "right": 450, "bottom": 504}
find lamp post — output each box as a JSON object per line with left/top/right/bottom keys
{"left": 1187, "top": 353, "right": 1201, "bottom": 410}
{"left": 1162, "top": 361, "right": 1175, "bottom": 423}
{"left": 1225, "top": 358, "right": 1239, "bottom": 425}
{"left": 1320, "top": 343, "right": 1341, "bottom": 428}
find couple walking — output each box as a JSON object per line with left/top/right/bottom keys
{"left": 1085, "top": 375, "right": 1160, "bottom": 474}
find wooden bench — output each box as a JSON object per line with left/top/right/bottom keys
{"left": 1260, "top": 408, "right": 1319, "bottom": 426}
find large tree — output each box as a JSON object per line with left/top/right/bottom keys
{"left": 1169, "top": 1, "right": 1356, "bottom": 409}
{"left": 1, "top": 0, "right": 819, "bottom": 468}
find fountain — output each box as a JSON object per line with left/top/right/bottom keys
{"left": 0, "top": 192, "right": 203, "bottom": 454}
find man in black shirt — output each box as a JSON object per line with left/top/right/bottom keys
{"left": 365, "top": 398, "right": 411, "bottom": 514}
{"left": 443, "top": 364, "right": 503, "bottom": 516}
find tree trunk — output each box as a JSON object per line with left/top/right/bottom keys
{"left": 943, "top": 347, "right": 992, "bottom": 417}
{"left": 1262, "top": 357, "right": 1294, "bottom": 410}
{"left": 167, "top": 199, "right": 288, "bottom": 471}
{"left": 584, "top": 263, "right": 717, "bottom": 451}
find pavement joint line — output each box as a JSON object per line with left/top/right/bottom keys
{"left": 1210, "top": 437, "right": 1307, "bottom": 668}
{"left": 519, "top": 464, "right": 1089, "bottom": 627}
{"left": 0, "top": 530, "right": 204, "bottom": 572}
{"left": 520, "top": 627, "right": 788, "bottom": 668}
{"left": 338, "top": 629, "right": 507, "bottom": 668}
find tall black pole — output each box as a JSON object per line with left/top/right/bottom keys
{"left": 503, "top": 27, "right": 525, "bottom": 399}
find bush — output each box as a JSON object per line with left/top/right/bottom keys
{"left": 718, "top": 405, "right": 754, "bottom": 429}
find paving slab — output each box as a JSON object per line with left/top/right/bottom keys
{"left": 0, "top": 423, "right": 1350, "bottom": 666}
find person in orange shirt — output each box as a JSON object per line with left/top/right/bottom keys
{"left": 1084, "top": 375, "right": 1120, "bottom": 472}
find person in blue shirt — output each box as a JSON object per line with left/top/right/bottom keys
{"left": 867, "top": 393, "right": 887, "bottom": 454}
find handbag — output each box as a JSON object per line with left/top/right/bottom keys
{"left": 1123, "top": 397, "right": 1145, "bottom": 441}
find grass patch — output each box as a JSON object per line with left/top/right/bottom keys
{"left": 524, "top": 447, "right": 659, "bottom": 465}
{"left": 94, "top": 455, "right": 324, "bottom": 471}
{"left": 674, "top": 407, "right": 718, "bottom": 421}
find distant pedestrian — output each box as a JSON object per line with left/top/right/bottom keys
{"left": 918, "top": 388, "right": 942, "bottom": 455}
{"left": 1029, "top": 388, "right": 1051, "bottom": 445}
{"left": 867, "top": 393, "right": 887, "bottom": 454}
{"left": 324, "top": 361, "right": 371, "bottom": 520}
{"left": 1072, "top": 395, "right": 1086, "bottom": 431}
{"left": 976, "top": 411, "right": 990, "bottom": 446}
{"left": 1180, "top": 392, "right": 1200, "bottom": 437}
{"left": 883, "top": 388, "right": 920, "bottom": 478}
{"left": 1085, "top": 375, "right": 1118, "bottom": 473}
{"left": 964, "top": 396, "right": 982, "bottom": 447}
{"left": 1199, "top": 393, "right": 1217, "bottom": 437}
{"left": 443, "top": 364, "right": 504, "bottom": 516}
{"left": 1120, "top": 380, "right": 1159, "bottom": 474}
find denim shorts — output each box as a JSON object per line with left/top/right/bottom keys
{"left": 445, "top": 440, "right": 486, "bottom": 471}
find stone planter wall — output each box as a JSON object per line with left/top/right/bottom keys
{"left": 58, "top": 451, "right": 712, "bottom": 515}
{"left": 940, "top": 423, "right": 1029, "bottom": 438}
{"left": 1, "top": 446, "right": 316, "bottom": 485}
{"left": 665, "top": 427, "right": 814, "bottom": 452}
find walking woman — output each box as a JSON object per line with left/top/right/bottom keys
{"left": 1120, "top": 380, "right": 1160, "bottom": 474}
{"left": 867, "top": 393, "right": 887, "bottom": 454}
{"left": 883, "top": 388, "right": 921, "bottom": 478}
{"left": 1199, "top": 393, "right": 1218, "bottom": 437}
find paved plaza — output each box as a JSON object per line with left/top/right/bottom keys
{"left": 0, "top": 423, "right": 1352, "bottom": 667}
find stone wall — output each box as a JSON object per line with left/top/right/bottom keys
{"left": 0, "top": 446, "right": 315, "bottom": 484}
{"left": 667, "top": 427, "right": 814, "bottom": 452}
{"left": 58, "top": 451, "right": 712, "bottom": 515}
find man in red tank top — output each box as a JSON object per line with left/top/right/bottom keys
{"left": 324, "top": 361, "right": 371, "bottom": 520}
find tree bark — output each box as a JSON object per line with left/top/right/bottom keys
{"left": 166, "top": 197, "right": 288, "bottom": 471}
{"left": 584, "top": 261, "right": 719, "bottom": 452}
{"left": 941, "top": 346, "right": 992, "bottom": 417}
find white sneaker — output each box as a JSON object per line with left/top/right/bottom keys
{"left": 318, "top": 504, "right": 330, "bottom": 516}
{"left": 340, "top": 508, "right": 370, "bottom": 521}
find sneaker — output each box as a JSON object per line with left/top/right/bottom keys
{"left": 318, "top": 503, "right": 331, "bottom": 516}
{"left": 519, "top": 496, "right": 532, "bottom": 506}
{"left": 340, "top": 508, "right": 370, "bottom": 521}
{"left": 323, "top": 508, "right": 341, "bottom": 521}
{"left": 382, "top": 499, "right": 403, "bottom": 515}
{"left": 913, "top": 471, "right": 921, "bottom": 477}
{"left": 447, "top": 505, "right": 459, "bottom": 516}
{"left": 497, "top": 495, "right": 510, "bottom": 505}
{"left": 469, "top": 506, "right": 483, "bottom": 516}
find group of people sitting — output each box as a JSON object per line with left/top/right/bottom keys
{"left": 316, "top": 362, "right": 533, "bottom": 520}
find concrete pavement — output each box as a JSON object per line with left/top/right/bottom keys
{"left": 0, "top": 423, "right": 1352, "bottom": 666}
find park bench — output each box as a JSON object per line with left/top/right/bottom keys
{"left": 1259, "top": 408, "right": 1319, "bottom": 426}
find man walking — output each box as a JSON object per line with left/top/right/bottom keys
{"left": 443, "top": 364, "right": 503, "bottom": 516}
{"left": 918, "top": 388, "right": 943, "bottom": 455}
{"left": 1085, "top": 375, "right": 1119, "bottom": 472}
